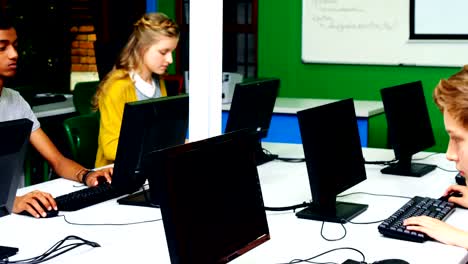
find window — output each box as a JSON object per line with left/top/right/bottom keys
{"left": 175, "top": 0, "right": 258, "bottom": 78}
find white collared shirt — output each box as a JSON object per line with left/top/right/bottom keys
{"left": 130, "top": 71, "right": 161, "bottom": 99}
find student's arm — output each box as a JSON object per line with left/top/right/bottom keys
{"left": 29, "top": 128, "right": 112, "bottom": 186}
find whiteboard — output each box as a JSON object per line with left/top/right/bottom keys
{"left": 301, "top": 0, "right": 468, "bottom": 67}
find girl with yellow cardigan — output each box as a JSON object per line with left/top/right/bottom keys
{"left": 92, "top": 12, "right": 179, "bottom": 168}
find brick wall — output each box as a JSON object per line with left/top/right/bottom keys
{"left": 70, "top": 0, "right": 97, "bottom": 73}
{"left": 70, "top": 25, "right": 97, "bottom": 72}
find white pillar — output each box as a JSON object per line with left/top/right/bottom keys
{"left": 188, "top": 0, "right": 223, "bottom": 142}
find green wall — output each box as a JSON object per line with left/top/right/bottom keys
{"left": 257, "top": 0, "right": 461, "bottom": 153}
{"left": 158, "top": 0, "right": 177, "bottom": 75}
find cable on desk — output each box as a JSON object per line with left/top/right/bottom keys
{"left": 436, "top": 166, "right": 458, "bottom": 173}
{"left": 278, "top": 247, "right": 366, "bottom": 264}
{"left": 364, "top": 159, "right": 397, "bottom": 165}
{"left": 276, "top": 157, "right": 306, "bottom": 163}
{"left": 320, "top": 221, "right": 347, "bottom": 242}
{"left": 264, "top": 201, "right": 312, "bottom": 212}
{"left": 61, "top": 215, "right": 162, "bottom": 226}
{"left": 412, "top": 152, "right": 440, "bottom": 161}
{"left": 0, "top": 235, "right": 99, "bottom": 264}
{"left": 337, "top": 191, "right": 412, "bottom": 200}
{"left": 365, "top": 153, "right": 440, "bottom": 166}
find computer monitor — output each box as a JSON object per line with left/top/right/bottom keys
{"left": 144, "top": 129, "right": 270, "bottom": 263}
{"left": 380, "top": 81, "right": 436, "bottom": 177}
{"left": 112, "top": 94, "right": 189, "bottom": 207}
{"left": 224, "top": 77, "right": 280, "bottom": 165}
{"left": 0, "top": 118, "right": 32, "bottom": 259}
{"left": 295, "top": 99, "right": 368, "bottom": 223}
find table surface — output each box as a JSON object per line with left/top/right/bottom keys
{"left": 223, "top": 97, "right": 384, "bottom": 117}
{"left": 32, "top": 94, "right": 76, "bottom": 119}
{"left": 2, "top": 143, "right": 467, "bottom": 264}
{"left": 31, "top": 96, "right": 383, "bottom": 119}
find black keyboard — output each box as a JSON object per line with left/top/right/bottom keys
{"left": 378, "top": 196, "right": 456, "bottom": 242}
{"left": 55, "top": 183, "right": 123, "bottom": 211}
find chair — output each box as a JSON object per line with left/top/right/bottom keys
{"left": 163, "top": 74, "right": 184, "bottom": 95}
{"left": 63, "top": 112, "right": 100, "bottom": 169}
{"left": 73, "top": 81, "right": 100, "bottom": 115}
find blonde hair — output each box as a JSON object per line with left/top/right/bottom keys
{"left": 92, "top": 12, "right": 179, "bottom": 109}
{"left": 433, "top": 65, "right": 468, "bottom": 129}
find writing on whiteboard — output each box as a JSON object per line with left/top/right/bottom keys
{"left": 309, "top": 0, "right": 398, "bottom": 32}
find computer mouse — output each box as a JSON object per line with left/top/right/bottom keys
{"left": 18, "top": 201, "right": 59, "bottom": 218}
{"left": 373, "top": 259, "right": 410, "bottom": 264}
{"left": 455, "top": 173, "right": 466, "bottom": 186}
{"left": 439, "top": 191, "right": 463, "bottom": 202}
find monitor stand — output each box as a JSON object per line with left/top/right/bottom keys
{"left": 295, "top": 201, "right": 368, "bottom": 223}
{"left": 255, "top": 141, "right": 277, "bottom": 166}
{"left": 0, "top": 245, "right": 18, "bottom": 260}
{"left": 117, "top": 188, "right": 160, "bottom": 208}
{"left": 381, "top": 157, "right": 436, "bottom": 177}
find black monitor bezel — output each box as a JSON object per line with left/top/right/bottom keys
{"left": 0, "top": 118, "right": 32, "bottom": 259}
{"left": 296, "top": 98, "right": 368, "bottom": 223}
{"left": 0, "top": 118, "right": 32, "bottom": 217}
{"left": 224, "top": 78, "right": 279, "bottom": 139}
{"left": 145, "top": 129, "right": 270, "bottom": 263}
{"left": 111, "top": 94, "right": 189, "bottom": 194}
{"left": 224, "top": 78, "right": 280, "bottom": 165}
{"left": 380, "top": 81, "right": 436, "bottom": 177}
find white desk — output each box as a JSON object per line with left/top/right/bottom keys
{"left": 222, "top": 97, "right": 384, "bottom": 147}
{"left": 2, "top": 143, "right": 467, "bottom": 264}
{"left": 222, "top": 97, "right": 384, "bottom": 117}
{"left": 32, "top": 95, "right": 76, "bottom": 119}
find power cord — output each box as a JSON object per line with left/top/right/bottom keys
{"left": 337, "top": 191, "right": 412, "bottom": 200}
{"left": 61, "top": 215, "right": 162, "bottom": 226}
{"left": 364, "top": 159, "right": 397, "bottom": 166}
{"left": 277, "top": 247, "right": 366, "bottom": 264}
{"left": 264, "top": 201, "right": 312, "bottom": 212}
{"left": 436, "top": 166, "right": 458, "bottom": 173}
{"left": 320, "top": 192, "right": 413, "bottom": 241}
{"left": 0, "top": 235, "right": 99, "bottom": 264}
{"left": 276, "top": 157, "right": 306, "bottom": 163}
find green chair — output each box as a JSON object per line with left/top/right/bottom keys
{"left": 73, "top": 81, "right": 100, "bottom": 115}
{"left": 63, "top": 112, "right": 100, "bottom": 169}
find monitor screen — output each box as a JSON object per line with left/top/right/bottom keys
{"left": 295, "top": 98, "right": 368, "bottom": 223}
{"left": 380, "top": 81, "right": 436, "bottom": 177}
{"left": 145, "top": 129, "right": 270, "bottom": 263}
{"left": 0, "top": 118, "right": 32, "bottom": 259}
{"left": 0, "top": 118, "right": 32, "bottom": 217}
{"left": 224, "top": 78, "right": 280, "bottom": 165}
{"left": 112, "top": 94, "right": 189, "bottom": 204}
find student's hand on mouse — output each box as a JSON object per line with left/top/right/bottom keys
{"left": 13, "top": 190, "right": 57, "bottom": 218}
{"left": 404, "top": 216, "right": 468, "bottom": 248}
{"left": 85, "top": 168, "right": 113, "bottom": 186}
{"left": 443, "top": 185, "right": 468, "bottom": 207}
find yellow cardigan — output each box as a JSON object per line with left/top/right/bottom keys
{"left": 95, "top": 70, "right": 167, "bottom": 168}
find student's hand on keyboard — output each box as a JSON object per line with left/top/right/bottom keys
{"left": 85, "top": 168, "right": 113, "bottom": 187}
{"left": 404, "top": 216, "right": 468, "bottom": 248}
{"left": 13, "top": 190, "right": 57, "bottom": 218}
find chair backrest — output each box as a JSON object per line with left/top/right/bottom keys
{"left": 163, "top": 74, "right": 184, "bottom": 95}
{"left": 73, "top": 81, "right": 99, "bottom": 115}
{"left": 63, "top": 112, "right": 100, "bottom": 169}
